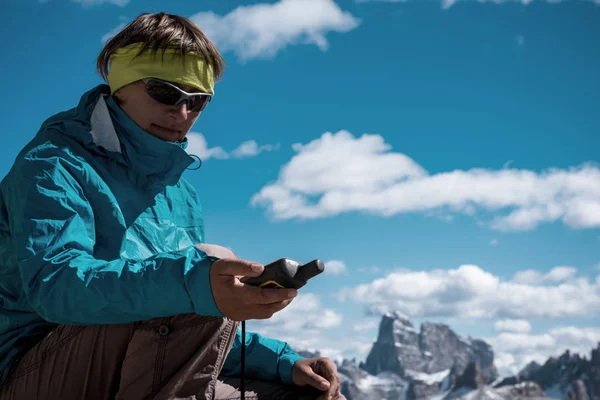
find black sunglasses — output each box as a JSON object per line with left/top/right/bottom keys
{"left": 142, "top": 78, "right": 212, "bottom": 112}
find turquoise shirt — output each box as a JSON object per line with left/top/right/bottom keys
{"left": 0, "top": 84, "right": 302, "bottom": 384}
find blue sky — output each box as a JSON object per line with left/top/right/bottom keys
{"left": 2, "top": 0, "right": 599, "bottom": 376}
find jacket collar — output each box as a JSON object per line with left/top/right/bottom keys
{"left": 89, "top": 93, "right": 121, "bottom": 154}
{"left": 42, "top": 84, "right": 198, "bottom": 191}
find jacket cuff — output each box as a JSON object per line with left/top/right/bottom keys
{"left": 186, "top": 247, "right": 223, "bottom": 317}
{"left": 278, "top": 352, "right": 304, "bottom": 385}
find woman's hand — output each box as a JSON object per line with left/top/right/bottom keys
{"left": 292, "top": 357, "right": 345, "bottom": 400}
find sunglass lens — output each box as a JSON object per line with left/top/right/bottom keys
{"left": 145, "top": 80, "right": 180, "bottom": 106}
{"left": 187, "top": 96, "right": 210, "bottom": 112}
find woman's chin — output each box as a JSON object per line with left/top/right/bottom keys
{"left": 149, "top": 123, "right": 184, "bottom": 142}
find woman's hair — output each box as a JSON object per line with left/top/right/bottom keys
{"left": 97, "top": 12, "right": 226, "bottom": 83}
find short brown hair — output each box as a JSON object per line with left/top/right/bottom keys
{"left": 97, "top": 12, "right": 226, "bottom": 83}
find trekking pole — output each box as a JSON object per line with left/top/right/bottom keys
{"left": 239, "top": 259, "right": 325, "bottom": 400}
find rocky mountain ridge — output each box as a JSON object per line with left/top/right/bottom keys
{"left": 323, "top": 311, "right": 599, "bottom": 400}
{"left": 494, "top": 344, "right": 600, "bottom": 400}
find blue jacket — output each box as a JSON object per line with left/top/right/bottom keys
{"left": 0, "top": 84, "right": 302, "bottom": 384}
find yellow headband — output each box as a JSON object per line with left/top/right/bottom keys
{"left": 107, "top": 43, "right": 215, "bottom": 95}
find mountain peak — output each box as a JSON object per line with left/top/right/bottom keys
{"left": 384, "top": 310, "right": 411, "bottom": 323}
{"left": 518, "top": 360, "right": 542, "bottom": 378}
{"left": 363, "top": 311, "right": 498, "bottom": 383}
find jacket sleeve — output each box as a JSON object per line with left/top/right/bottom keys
{"left": 4, "top": 148, "right": 222, "bottom": 325}
{"left": 221, "top": 329, "right": 303, "bottom": 384}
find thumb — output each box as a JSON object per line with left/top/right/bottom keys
{"left": 300, "top": 366, "right": 330, "bottom": 391}
{"left": 214, "top": 259, "right": 264, "bottom": 277}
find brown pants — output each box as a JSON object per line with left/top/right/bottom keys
{"left": 0, "top": 314, "right": 321, "bottom": 400}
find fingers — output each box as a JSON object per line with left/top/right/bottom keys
{"left": 209, "top": 256, "right": 299, "bottom": 321}
{"left": 251, "top": 299, "right": 294, "bottom": 319}
{"left": 213, "top": 259, "right": 264, "bottom": 278}
{"left": 317, "top": 383, "right": 341, "bottom": 400}
{"left": 195, "top": 243, "right": 239, "bottom": 260}
{"left": 238, "top": 283, "right": 297, "bottom": 305}
{"left": 317, "top": 390, "right": 343, "bottom": 400}
{"left": 302, "top": 367, "right": 331, "bottom": 392}
{"left": 317, "top": 361, "right": 341, "bottom": 400}
{"left": 316, "top": 379, "right": 337, "bottom": 400}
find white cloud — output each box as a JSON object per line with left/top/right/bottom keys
{"left": 101, "top": 22, "right": 126, "bottom": 43}
{"left": 545, "top": 266, "right": 578, "bottom": 282}
{"left": 248, "top": 292, "right": 342, "bottom": 333}
{"left": 337, "top": 264, "right": 600, "bottom": 320}
{"left": 493, "top": 352, "right": 517, "bottom": 374}
{"left": 186, "top": 132, "right": 277, "bottom": 161}
{"left": 486, "top": 326, "right": 600, "bottom": 376}
{"left": 186, "top": 133, "right": 228, "bottom": 160}
{"left": 442, "top": 0, "right": 600, "bottom": 9}
{"left": 490, "top": 239, "right": 498, "bottom": 245}
{"left": 190, "top": 0, "right": 360, "bottom": 61}
{"left": 231, "top": 141, "right": 280, "bottom": 159}
{"left": 243, "top": 284, "right": 598, "bottom": 376}
{"left": 494, "top": 319, "right": 532, "bottom": 333}
{"left": 341, "top": 338, "right": 376, "bottom": 361}
{"left": 353, "top": 319, "right": 379, "bottom": 332}
{"left": 513, "top": 266, "right": 578, "bottom": 285}
{"left": 357, "top": 0, "right": 599, "bottom": 10}
{"left": 245, "top": 292, "right": 347, "bottom": 361}
{"left": 325, "top": 260, "right": 348, "bottom": 276}
{"left": 250, "top": 130, "right": 600, "bottom": 231}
